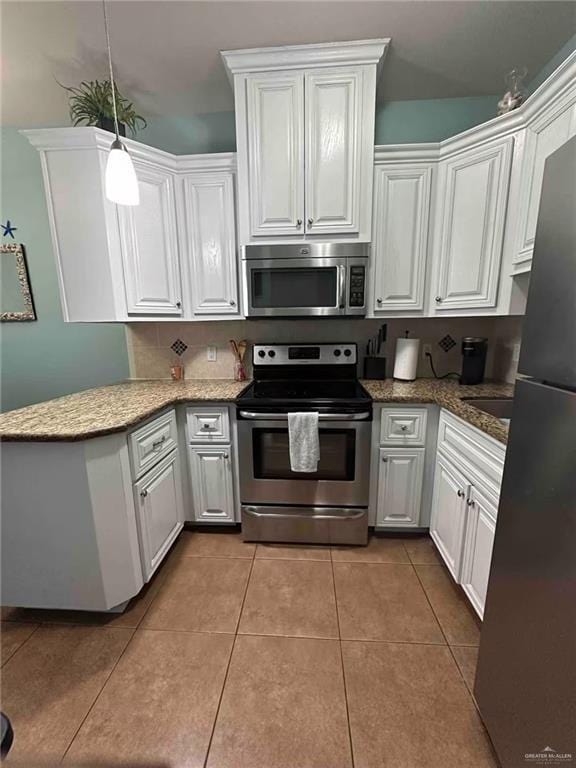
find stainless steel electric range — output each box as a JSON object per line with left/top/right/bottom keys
{"left": 236, "top": 343, "right": 372, "bottom": 545}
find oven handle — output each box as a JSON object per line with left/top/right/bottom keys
{"left": 238, "top": 411, "right": 371, "bottom": 421}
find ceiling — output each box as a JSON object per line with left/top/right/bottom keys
{"left": 2, "top": 1, "right": 575, "bottom": 126}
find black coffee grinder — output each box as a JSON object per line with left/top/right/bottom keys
{"left": 460, "top": 337, "right": 488, "bottom": 385}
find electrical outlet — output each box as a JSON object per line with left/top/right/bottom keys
{"left": 423, "top": 344, "right": 432, "bottom": 358}
{"left": 207, "top": 345, "right": 217, "bottom": 362}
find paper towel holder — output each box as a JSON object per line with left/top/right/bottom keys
{"left": 393, "top": 332, "right": 420, "bottom": 382}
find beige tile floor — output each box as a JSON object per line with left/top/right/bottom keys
{"left": 1, "top": 531, "right": 499, "bottom": 768}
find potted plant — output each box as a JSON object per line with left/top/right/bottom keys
{"left": 59, "top": 79, "right": 147, "bottom": 136}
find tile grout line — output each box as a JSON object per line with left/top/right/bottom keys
{"left": 411, "top": 558, "right": 482, "bottom": 704}
{"left": 1, "top": 622, "right": 42, "bottom": 669}
{"left": 330, "top": 552, "right": 356, "bottom": 768}
{"left": 59, "top": 626, "right": 138, "bottom": 764}
{"left": 201, "top": 543, "right": 257, "bottom": 768}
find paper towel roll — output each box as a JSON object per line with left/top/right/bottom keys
{"left": 393, "top": 338, "right": 420, "bottom": 381}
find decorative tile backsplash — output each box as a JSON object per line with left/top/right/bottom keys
{"left": 126, "top": 317, "right": 523, "bottom": 382}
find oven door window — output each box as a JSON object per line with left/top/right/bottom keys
{"left": 251, "top": 267, "right": 338, "bottom": 309}
{"left": 253, "top": 428, "right": 355, "bottom": 480}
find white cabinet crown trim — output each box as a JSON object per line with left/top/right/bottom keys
{"left": 221, "top": 38, "right": 390, "bottom": 78}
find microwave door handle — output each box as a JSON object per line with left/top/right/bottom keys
{"left": 338, "top": 264, "right": 346, "bottom": 310}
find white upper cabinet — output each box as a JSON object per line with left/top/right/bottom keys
{"left": 432, "top": 138, "right": 513, "bottom": 313}
{"left": 512, "top": 101, "right": 576, "bottom": 272}
{"left": 222, "top": 39, "right": 389, "bottom": 245}
{"left": 305, "top": 69, "right": 362, "bottom": 234}
{"left": 119, "top": 160, "right": 182, "bottom": 315}
{"left": 246, "top": 73, "right": 304, "bottom": 237}
{"left": 431, "top": 136, "right": 513, "bottom": 313}
{"left": 371, "top": 162, "right": 433, "bottom": 313}
{"left": 24, "top": 129, "right": 241, "bottom": 322}
{"left": 178, "top": 167, "right": 240, "bottom": 316}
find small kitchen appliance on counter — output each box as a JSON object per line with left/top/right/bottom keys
{"left": 236, "top": 343, "right": 372, "bottom": 545}
{"left": 459, "top": 337, "right": 488, "bottom": 384}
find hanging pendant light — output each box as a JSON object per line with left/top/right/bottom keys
{"left": 102, "top": 0, "right": 139, "bottom": 206}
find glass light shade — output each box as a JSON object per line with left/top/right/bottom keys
{"left": 105, "top": 139, "right": 139, "bottom": 206}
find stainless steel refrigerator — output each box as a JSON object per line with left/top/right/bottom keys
{"left": 475, "top": 135, "right": 576, "bottom": 766}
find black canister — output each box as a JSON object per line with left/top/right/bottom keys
{"left": 460, "top": 337, "right": 488, "bottom": 385}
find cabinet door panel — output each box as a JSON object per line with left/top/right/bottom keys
{"left": 246, "top": 73, "right": 304, "bottom": 237}
{"left": 461, "top": 488, "right": 497, "bottom": 618}
{"left": 119, "top": 162, "right": 182, "bottom": 315}
{"left": 182, "top": 173, "right": 239, "bottom": 315}
{"left": 135, "top": 451, "right": 184, "bottom": 580}
{"left": 372, "top": 165, "right": 432, "bottom": 312}
{"left": 305, "top": 69, "right": 362, "bottom": 234}
{"left": 376, "top": 448, "right": 425, "bottom": 527}
{"left": 433, "top": 137, "right": 513, "bottom": 311}
{"left": 189, "top": 446, "right": 235, "bottom": 522}
{"left": 514, "top": 103, "right": 576, "bottom": 267}
{"left": 429, "top": 453, "right": 469, "bottom": 579}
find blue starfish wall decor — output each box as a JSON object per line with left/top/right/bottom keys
{"left": 2, "top": 220, "right": 18, "bottom": 239}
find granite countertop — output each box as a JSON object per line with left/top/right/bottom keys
{"left": 0, "top": 377, "right": 513, "bottom": 444}
{"left": 361, "top": 378, "right": 514, "bottom": 444}
{"left": 0, "top": 380, "right": 249, "bottom": 442}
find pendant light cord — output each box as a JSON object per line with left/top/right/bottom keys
{"left": 102, "top": 0, "right": 120, "bottom": 141}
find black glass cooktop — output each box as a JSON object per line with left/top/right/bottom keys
{"left": 238, "top": 379, "right": 370, "bottom": 404}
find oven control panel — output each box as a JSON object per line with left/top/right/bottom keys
{"left": 253, "top": 344, "right": 357, "bottom": 365}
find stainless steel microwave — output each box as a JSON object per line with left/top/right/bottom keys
{"left": 242, "top": 243, "right": 368, "bottom": 317}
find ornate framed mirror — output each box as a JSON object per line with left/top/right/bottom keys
{"left": 1, "top": 244, "right": 37, "bottom": 321}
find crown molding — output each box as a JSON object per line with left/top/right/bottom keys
{"left": 221, "top": 38, "right": 390, "bottom": 82}
{"left": 21, "top": 127, "right": 236, "bottom": 173}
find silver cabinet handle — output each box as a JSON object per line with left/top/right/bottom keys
{"left": 201, "top": 423, "right": 216, "bottom": 431}
{"left": 399, "top": 424, "right": 408, "bottom": 432}
{"left": 376, "top": 298, "right": 383, "bottom": 305}
{"left": 457, "top": 489, "right": 465, "bottom": 498}
{"left": 382, "top": 456, "right": 388, "bottom": 462}
{"left": 140, "top": 489, "right": 148, "bottom": 498}
{"left": 223, "top": 453, "right": 229, "bottom": 460}
{"left": 296, "top": 219, "right": 302, "bottom": 228}
{"left": 435, "top": 296, "right": 442, "bottom": 303}
{"left": 307, "top": 218, "right": 314, "bottom": 226}
{"left": 467, "top": 499, "right": 475, "bottom": 507}
{"left": 230, "top": 299, "right": 236, "bottom": 306}
{"left": 152, "top": 436, "right": 166, "bottom": 450}
{"left": 176, "top": 300, "right": 182, "bottom": 309}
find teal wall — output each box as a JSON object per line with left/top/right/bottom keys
{"left": 137, "top": 95, "right": 500, "bottom": 154}
{"left": 375, "top": 95, "right": 497, "bottom": 144}
{"left": 0, "top": 128, "right": 129, "bottom": 412}
{"left": 528, "top": 33, "right": 576, "bottom": 93}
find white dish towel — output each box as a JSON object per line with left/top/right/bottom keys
{"left": 288, "top": 412, "right": 320, "bottom": 473}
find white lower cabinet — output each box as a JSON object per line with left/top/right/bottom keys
{"left": 460, "top": 486, "right": 497, "bottom": 619}
{"left": 376, "top": 448, "right": 425, "bottom": 527}
{"left": 429, "top": 452, "right": 469, "bottom": 579}
{"left": 134, "top": 449, "right": 184, "bottom": 580}
{"left": 188, "top": 446, "right": 235, "bottom": 522}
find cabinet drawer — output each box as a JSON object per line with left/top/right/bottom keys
{"left": 130, "top": 410, "right": 178, "bottom": 480}
{"left": 187, "top": 406, "right": 230, "bottom": 443}
{"left": 437, "top": 409, "right": 505, "bottom": 497}
{"left": 380, "top": 408, "right": 427, "bottom": 446}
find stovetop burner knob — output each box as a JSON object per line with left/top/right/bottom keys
{"left": 333, "top": 349, "right": 341, "bottom": 357}
{"left": 258, "top": 350, "right": 266, "bottom": 358}
{"left": 344, "top": 349, "right": 352, "bottom": 357}
{"left": 268, "top": 350, "right": 276, "bottom": 357}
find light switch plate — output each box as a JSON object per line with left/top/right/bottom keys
{"left": 207, "top": 345, "right": 217, "bottom": 362}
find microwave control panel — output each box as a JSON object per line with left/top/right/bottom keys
{"left": 349, "top": 266, "right": 366, "bottom": 308}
